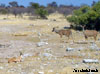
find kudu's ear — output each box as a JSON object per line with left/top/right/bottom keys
{"left": 19, "top": 52, "right": 23, "bottom": 55}
{"left": 80, "top": 25, "right": 86, "bottom": 28}
{"left": 83, "top": 25, "right": 86, "bottom": 27}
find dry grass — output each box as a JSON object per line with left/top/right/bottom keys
{"left": 0, "top": 14, "right": 99, "bottom": 74}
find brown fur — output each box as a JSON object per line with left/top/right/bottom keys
{"left": 81, "top": 25, "right": 98, "bottom": 40}
{"left": 8, "top": 52, "right": 22, "bottom": 63}
{"left": 57, "top": 29, "right": 72, "bottom": 38}
{"left": 8, "top": 56, "right": 22, "bottom": 63}
{"left": 52, "top": 27, "right": 74, "bottom": 42}
{"left": 84, "top": 30, "right": 98, "bottom": 40}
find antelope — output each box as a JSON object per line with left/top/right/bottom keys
{"left": 81, "top": 25, "right": 98, "bottom": 41}
{"left": 8, "top": 52, "right": 23, "bottom": 63}
{"left": 52, "top": 27, "right": 74, "bottom": 42}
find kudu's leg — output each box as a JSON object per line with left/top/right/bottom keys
{"left": 67, "top": 36, "right": 70, "bottom": 43}
{"left": 68, "top": 33, "right": 74, "bottom": 43}
{"left": 65, "top": 35, "right": 70, "bottom": 43}
{"left": 85, "top": 36, "right": 88, "bottom": 41}
{"left": 60, "top": 34, "right": 63, "bottom": 43}
{"left": 71, "top": 35, "right": 74, "bottom": 43}
{"left": 94, "top": 36, "right": 97, "bottom": 41}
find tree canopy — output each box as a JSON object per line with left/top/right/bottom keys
{"left": 67, "top": 1, "right": 100, "bottom": 30}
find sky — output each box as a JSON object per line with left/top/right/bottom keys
{"left": 0, "top": 0, "right": 99, "bottom": 6}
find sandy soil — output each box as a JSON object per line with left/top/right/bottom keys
{"left": 0, "top": 14, "right": 99, "bottom": 74}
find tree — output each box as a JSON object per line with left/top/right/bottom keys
{"left": 92, "top": 1, "right": 96, "bottom": 6}
{"left": 35, "top": 8, "right": 48, "bottom": 19}
{"left": 0, "top": 9, "right": 8, "bottom": 14}
{"left": 67, "top": 6, "right": 90, "bottom": 25}
{"left": 92, "top": 1, "right": 100, "bottom": 30}
{"left": 0, "top": 8, "right": 9, "bottom": 18}
{"left": 0, "top": 4, "right": 6, "bottom": 7}
{"left": 29, "top": 2, "right": 40, "bottom": 9}
{"left": 19, "top": 5, "right": 25, "bottom": 8}
{"left": 9, "top": 1, "right": 18, "bottom": 7}
{"left": 74, "top": 6, "right": 91, "bottom": 16}
{"left": 67, "top": 2, "right": 100, "bottom": 30}
{"left": 47, "top": 2, "right": 58, "bottom": 8}
{"left": 29, "top": 2, "right": 48, "bottom": 19}
{"left": 92, "top": 1, "right": 100, "bottom": 15}
{"left": 13, "top": 9, "right": 17, "bottom": 18}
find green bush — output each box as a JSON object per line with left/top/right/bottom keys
{"left": 0, "top": 9, "right": 8, "bottom": 14}
{"left": 30, "top": 2, "right": 40, "bottom": 9}
{"left": 67, "top": 1, "right": 100, "bottom": 30}
{"left": 35, "top": 8, "right": 48, "bottom": 19}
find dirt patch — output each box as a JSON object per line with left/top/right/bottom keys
{"left": 0, "top": 15, "right": 99, "bottom": 74}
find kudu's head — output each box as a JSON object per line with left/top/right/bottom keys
{"left": 52, "top": 26, "right": 59, "bottom": 32}
{"left": 52, "top": 27, "right": 55, "bottom": 32}
{"left": 80, "top": 25, "right": 86, "bottom": 31}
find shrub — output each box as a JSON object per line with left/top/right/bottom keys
{"left": 67, "top": 1, "right": 100, "bottom": 30}
{"left": 35, "top": 8, "right": 48, "bottom": 19}
{"left": 0, "top": 9, "right": 8, "bottom": 14}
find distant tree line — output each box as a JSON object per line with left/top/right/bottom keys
{"left": 0, "top": 1, "right": 79, "bottom": 19}
{"left": 67, "top": 1, "right": 100, "bottom": 31}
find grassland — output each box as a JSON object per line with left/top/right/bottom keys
{"left": 0, "top": 13, "right": 99, "bottom": 74}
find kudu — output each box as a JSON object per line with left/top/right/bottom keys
{"left": 81, "top": 25, "right": 98, "bottom": 41}
{"left": 52, "top": 27, "right": 74, "bottom": 42}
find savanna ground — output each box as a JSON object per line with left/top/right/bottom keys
{"left": 0, "top": 13, "right": 100, "bottom": 74}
